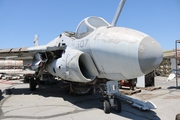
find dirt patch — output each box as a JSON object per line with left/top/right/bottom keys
{"left": 163, "top": 95, "right": 180, "bottom": 99}
{"left": 134, "top": 93, "right": 159, "bottom": 100}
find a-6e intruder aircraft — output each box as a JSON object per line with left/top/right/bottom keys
{"left": 0, "top": 0, "right": 163, "bottom": 114}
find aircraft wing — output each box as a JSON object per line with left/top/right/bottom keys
{"left": 0, "top": 44, "right": 66, "bottom": 60}
{"left": 0, "top": 47, "right": 33, "bottom": 60}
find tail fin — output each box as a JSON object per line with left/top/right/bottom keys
{"left": 33, "top": 34, "right": 39, "bottom": 46}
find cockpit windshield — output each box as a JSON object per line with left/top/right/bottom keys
{"left": 75, "top": 16, "right": 110, "bottom": 39}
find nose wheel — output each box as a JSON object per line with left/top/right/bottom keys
{"left": 114, "top": 98, "right": 122, "bottom": 112}
{"left": 103, "top": 97, "right": 122, "bottom": 114}
{"left": 104, "top": 100, "right": 111, "bottom": 113}
{"left": 99, "top": 81, "right": 122, "bottom": 114}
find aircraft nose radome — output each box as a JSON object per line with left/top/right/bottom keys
{"left": 138, "top": 36, "right": 163, "bottom": 74}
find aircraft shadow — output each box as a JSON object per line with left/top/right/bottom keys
{"left": 0, "top": 90, "right": 3, "bottom": 101}
{"left": 2, "top": 81, "right": 160, "bottom": 120}
{"left": 0, "top": 90, "right": 4, "bottom": 118}
{"left": 167, "top": 85, "right": 180, "bottom": 89}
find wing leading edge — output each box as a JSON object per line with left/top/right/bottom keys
{"left": 0, "top": 43, "right": 66, "bottom": 60}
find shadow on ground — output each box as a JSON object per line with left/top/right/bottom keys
{"left": 167, "top": 86, "right": 180, "bottom": 89}
{"left": 2, "top": 81, "right": 160, "bottom": 120}
{"left": 0, "top": 90, "right": 4, "bottom": 118}
{"left": 0, "top": 90, "right": 3, "bottom": 101}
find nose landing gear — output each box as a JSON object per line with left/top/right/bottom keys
{"left": 103, "top": 96, "right": 122, "bottom": 114}
{"left": 99, "top": 81, "right": 122, "bottom": 114}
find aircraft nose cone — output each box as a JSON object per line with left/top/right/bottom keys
{"left": 138, "top": 36, "right": 163, "bottom": 74}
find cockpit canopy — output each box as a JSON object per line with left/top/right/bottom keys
{"left": 75, "top": 16, "right": 110, "bottom": 39}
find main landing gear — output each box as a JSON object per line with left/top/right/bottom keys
{"left": 29, "top": 77, "right": 39, "bottom": 91}
{"left": 99, "top": 81, "right": 122, "bottom": 114}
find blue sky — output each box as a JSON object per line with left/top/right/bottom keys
{"left": 0, "top": 0, "right": 179, "bottom": 50}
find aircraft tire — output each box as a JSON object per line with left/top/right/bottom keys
{"left": 114, "top": 98, "right": 122, "bottom": 113}
{"left": 29, "top": 78, "right": 37, "bottom": 91}
{"left": 104, "top": 100, "right": 110, "bottom": 114}
{"left": 23, "top": 77, "right": 28, "bottom": 83}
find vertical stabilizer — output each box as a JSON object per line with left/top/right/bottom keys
{"left": 33, "top": 34, "right": 39, "bottom": 46}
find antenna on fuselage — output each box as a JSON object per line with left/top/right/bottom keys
{"left": 33, "top": 34, "right": 39, "bottom": 46}
{"left": 111, "top": 0, "right": 126, "bottom": 26}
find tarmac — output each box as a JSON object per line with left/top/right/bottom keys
{"left": 0, "top": 76, "right": 180, "bottom": 120}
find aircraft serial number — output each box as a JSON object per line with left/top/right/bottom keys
{"left": 76, "top": 39, "right": 88, "bottom": 48}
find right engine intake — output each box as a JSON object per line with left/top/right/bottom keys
{"left": 46, "top": 48, "right": 99, "bottom": 83}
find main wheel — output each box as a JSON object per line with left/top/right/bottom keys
{"left": 114, "top": 98, "right": 122, "bottom": 113}
{"left": 29, "top": 78, "right": 37, "bottom": 91}
{"left": 104, "top": 100, "right": 111, "bottom": 114}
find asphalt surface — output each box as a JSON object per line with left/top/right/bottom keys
{"left": 0, "top": 76, "right": 180, "bottom": 120}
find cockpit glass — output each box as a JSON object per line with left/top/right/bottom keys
{"left": 75, "top": 21, "right": 93, "bottom": 39}
{"left": 87, "top": 17, "right": 109, "bottom": 28}
{"left": 75, "top": 17, "right": 110, "bottom": 39}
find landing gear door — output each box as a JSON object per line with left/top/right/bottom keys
{"left": 106, "top": 81, "right": 119, "bottom": 95}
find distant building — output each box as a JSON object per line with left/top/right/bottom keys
{"left": 0, "top": 60, "right": 23, "bottom": 74}
{"left": 155, "top": 49, "right": 180, "bottom": 76}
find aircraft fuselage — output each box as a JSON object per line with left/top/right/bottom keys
{"left": 46, "top": 19, "right": 163, "bottom": 82}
